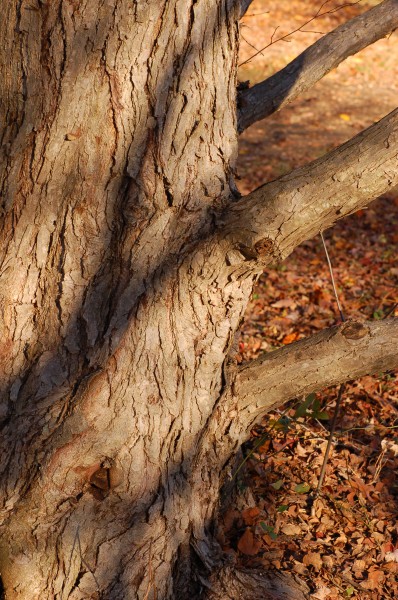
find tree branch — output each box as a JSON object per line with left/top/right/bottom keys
{"left": 220, "top": 108, "right": 398, "bottom": 264}
{"left": 238, "top": 0, "right": 398, "bottom": 132}
{"left": 236, "top": 319, "right": 398, "bottom": 426}
{"left": 239, "top": 0, "right": 255, "bottom": 18}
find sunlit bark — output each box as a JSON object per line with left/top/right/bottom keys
{"left": 236, "top": 319, "right": 398, "bottom": 429}
{"left": 221, "top": 108, "right": 398, "bottom": 264}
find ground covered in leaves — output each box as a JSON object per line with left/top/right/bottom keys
{"left": 221, "top": 1, "right": 398, "bottom": 598}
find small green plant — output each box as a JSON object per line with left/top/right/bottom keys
{"left": 259, "top": 522, "right": 278, "bottom": 540}
{"left": 293, "top": 393, "right": 329, "bottom": 421}
{"left": 373, "top": 309, "right": 384, "bottom": 320}
{"left": 269, "top": 415, "right": 291, "bottom": 432}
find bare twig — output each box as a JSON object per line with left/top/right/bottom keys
{"left": 372, "top": 447, "right": 387, "bottom": 484}
{"left": 239, "top": 0, "right": 362, "bottom": 67}
{"left": 384, "top": 302, "right": 398, "bottom": 318}
{"left": 143, "top": 539, "right": 156, "bottom": 600}
{"left": 243, "top": 10, "right": 270, "bottom": 18}
{"left": 315, "top": 383, "right": 346, "bottom": 496}
{"left": 320, "top": 231, "right": 345, "bottom": 323}
{"left": 240, "top": 32, "right": 266, "bottom": 57}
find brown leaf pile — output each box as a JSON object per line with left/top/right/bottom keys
{"left": 219, "top": 390, "right": 398, "bottom": 598}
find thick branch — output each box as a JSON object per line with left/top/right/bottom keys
{"left": 238, "top": 0, "right": 398, "bottom": 131}
{"left": 236, "top": 319, "right": 398, "bottom": 425}
{"left": 239, "top": 0, "right": 255, "bottom": 18}
{"left": 221, "top": 108, "right": 398, "bottom": 263}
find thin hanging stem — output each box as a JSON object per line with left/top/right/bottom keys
{"left": 384, "top": 302, "right": 398, "bottom": 319}
{"left": 315, "top": 231, "right": 347, "bottom": 497}
{"left": 315, "top": 383, "right": 346, "bottom": 496}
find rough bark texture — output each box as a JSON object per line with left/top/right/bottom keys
{"left": 238, "top": 0, "right": 398, "bottom": 131}
{"left": 205, "top": 566, "right": 310, "bottom": 599}
{"left": 0, "top": 1, "right": 247, "bottom": 598}
{"left": 0, "top": 1, "right": 397, "bottom": 599}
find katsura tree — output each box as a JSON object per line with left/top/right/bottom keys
{"left": 0, "top": 0, "right": 397, "bottom": 598}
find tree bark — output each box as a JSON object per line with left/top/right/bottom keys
{"left": 238, "top": 0, "right": 398, "bottom": 131}
{"left": 205, "top": 566, "right": 310, "bottom": 599}
{"left": 236, "top": 319, "right": 398, "bottom": 429}
{"left": 0, "top": 1, "right": 397, "bottom": 599}
{"left": 221, "top": 108, "right": 398, "bottom": 265}
{"left": 0, "top": 1, "right": 246, "bottom": 598}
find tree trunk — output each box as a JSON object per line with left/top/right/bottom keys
{"left": 0, "top": 1, "right": 397, "bottom": 599}
{"left": 0, "top": 1, "right": 254, "bottom": 598}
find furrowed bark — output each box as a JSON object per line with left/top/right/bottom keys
{"left": 205, "top": 566, "right": 310, "bottom": 599}
{"left": 238, "top": 0, "right": 398, "bottom": 131}
{"left": 236, "top": 319, "right": 398, "bottom": 428}
{"left": 0, "top": 1, "right": 245, "bottom": 598}
{"left": 220, "top": 108, "right": 398, "bottom": 264}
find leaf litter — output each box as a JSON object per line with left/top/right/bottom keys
{"left": 218, "top": 0, "right": 398, "bottom": 598}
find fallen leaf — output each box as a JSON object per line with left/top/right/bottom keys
{"left": 282, "top": 331, "right": 300, "bottom": 344}
{"left": 271, "top": 298, "right": 296, "bottom": 309}
{"left": 281, "top": 523, "right": 301, "bottom": 536}
{"left": 241, "top": 506, "right": 260, "bottom": 526}
{"left": 271, "top": 479, "right": 283, "bottom": 490}
{"left": 361, "top": 568, "right": 385, "bottom": 590}
{"left": 237, "top": 528, "right": 262, "bottom": 556}
{"left": 353, "top": 559, "right": 366, "bottom": 571}
{"left": 371, "top": 531, "right": 384, "bottom": 543}
{"left": 303, "top": 552, "right": 323, "bottom": 572}
{"left": 294, "top": 482, "right": 311, "bottom": 494}
{"left": 385, "top": 549, "right": 398, "bottom": 563}
{"left": 311, "top": 585, "right": 332, "bottom": 600}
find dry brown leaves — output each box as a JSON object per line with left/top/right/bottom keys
{"left": 219, "top": 408, "right": 398, "bottom": 598}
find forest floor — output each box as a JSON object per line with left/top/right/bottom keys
{"left": 221, "top": 1, "right": 398, "bottom": 598}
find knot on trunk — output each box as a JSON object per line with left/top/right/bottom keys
{"left": 340, "top": 321, "right": 369, "bottom": 340}
{"left": 88, "top": 459, "right": 122, "bottom": 500}
{"left": 235, "top": 237, "right": 277, "bottom": 262}
{"left": 254, "top": 237, "right": 275, "bottom": 256}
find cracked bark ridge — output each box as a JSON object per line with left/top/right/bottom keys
{"left": 238, "top": 0, "right": 398, "bottom": 131}
{"left": 204, "top": 566, "right": 310, "bottom": 599}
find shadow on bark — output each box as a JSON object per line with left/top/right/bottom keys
{"left": 0, "top": 3, "right": 321, "bottom": 598}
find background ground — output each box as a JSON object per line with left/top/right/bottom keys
{"left": 220, "top": 2, "right": 398, "bottom": 598}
